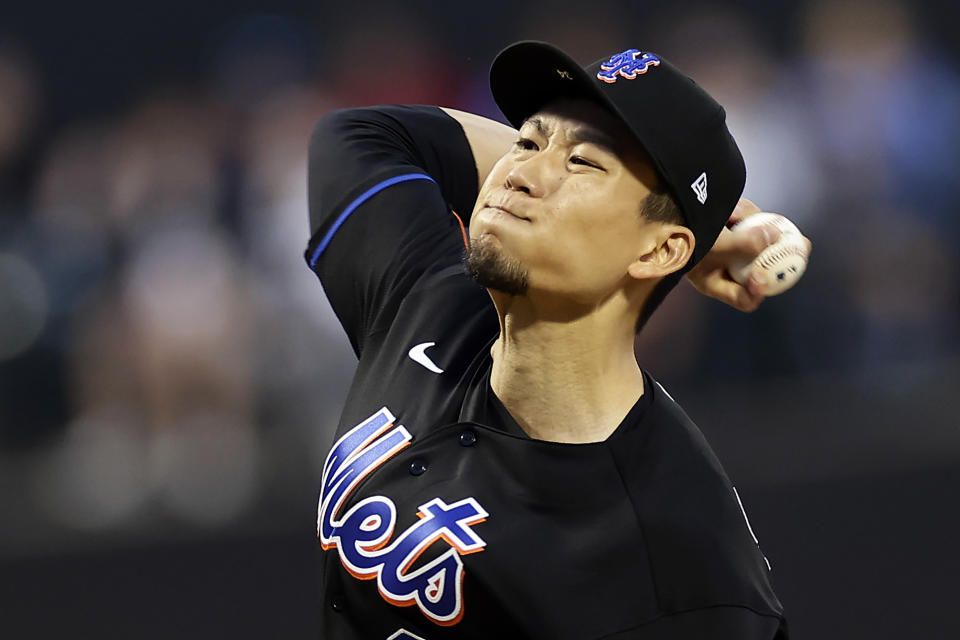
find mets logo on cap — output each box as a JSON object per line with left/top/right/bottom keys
{"left": 597, "top": 49, "right": 661, "bottom": 83}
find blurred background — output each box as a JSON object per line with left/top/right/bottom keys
{"left": 1, "top": 0, "right": 958, "bottom": 637}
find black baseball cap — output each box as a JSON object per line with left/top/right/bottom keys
{"left": 489, "top": 41, "right": 745, "bottom": 268}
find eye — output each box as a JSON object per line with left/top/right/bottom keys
{"left": 570, "top": 156, "right": 603, "bottom": 170}
{"left": 514, "top": 137, "right": 539, "bottom": 151}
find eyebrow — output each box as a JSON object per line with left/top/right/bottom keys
{"left": 524, "top": 116, "right": 552, "bottom": 139}
{"left": 522, "top": 116, "right": 618, "bottom": 153}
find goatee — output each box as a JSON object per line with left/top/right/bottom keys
{"left": 464, "top": 236, "right": 529, "bottom": 296}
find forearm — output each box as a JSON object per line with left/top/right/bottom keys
{"left": 441, "top": 107, "right": 517, "bottom": 190}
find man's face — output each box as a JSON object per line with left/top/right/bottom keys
{"left": 467, "top": 99, "right": 663, "bottom": 304}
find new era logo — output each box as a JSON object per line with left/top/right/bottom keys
{"left": 691, "top": 172, "right": 708, "bottom": 204}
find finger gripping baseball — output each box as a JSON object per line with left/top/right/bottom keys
{"left": 728, "top": 212, "right": 809, "bottom": 295}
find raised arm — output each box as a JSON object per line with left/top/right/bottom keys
{"left": 306, "top": 106, "right": 480, "bottom": 354}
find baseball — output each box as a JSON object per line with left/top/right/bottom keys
{"left": 728, "top": 212, "right": 809, "bottom": 295}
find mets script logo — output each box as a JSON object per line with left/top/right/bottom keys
{"left": 318, "top": 407, "right": 489, "bottom": 626}
{"left": 597, "top": 49, "right": 661, "bottom": 83}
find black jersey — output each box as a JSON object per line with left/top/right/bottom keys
{"left": 305, "top": 105, "right": 787, "bottom": 640}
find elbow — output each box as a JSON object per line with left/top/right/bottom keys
{"left": 309, "top": 106, "right": 390, "bottom": 155}
{"left": 310, "top": 108, "right": 363, "bottom": 159}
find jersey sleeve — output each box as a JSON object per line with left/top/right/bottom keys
{"left": 603, "top": 606, "right": 787, "bottom": 639}
{"left": 304, "top": 105, "right": 480, "bottom": 355}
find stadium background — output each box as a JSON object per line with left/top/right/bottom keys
{"left": 1, "top": 0, "right": 958, "bottom": 637}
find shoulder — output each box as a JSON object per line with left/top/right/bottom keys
{"left": 611, "top": 374, "right": 728, "bottom": 494}
{"left": 610, "top": 373, "right": 784, "bottom": 618}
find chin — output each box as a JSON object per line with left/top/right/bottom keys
{"left": 464, "top": 235, "right": 529, "bottom": 296}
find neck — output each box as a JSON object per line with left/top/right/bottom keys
{"left": 488, "top": 289, "right": 646, "bottom": 443}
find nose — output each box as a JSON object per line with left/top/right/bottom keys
{"left": 505, "top": 154, "right": 551, "bottom": 198}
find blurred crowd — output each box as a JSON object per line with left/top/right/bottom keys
{"left": 1, "top": 0, "right": 957, "bottom": 545}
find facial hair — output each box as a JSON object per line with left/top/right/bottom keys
{"left": 464, "top": 235, "right": 529, "bottom": 296}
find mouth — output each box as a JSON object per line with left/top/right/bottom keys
{"left": 486, "top": 204, "right": 529, "bottom": 221}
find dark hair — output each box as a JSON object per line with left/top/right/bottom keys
{"left": 635, "top": 188, "right": 688, "bottom": 333}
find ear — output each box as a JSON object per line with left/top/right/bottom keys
{"left": 627, "top": 224, "right": 696, "bottom": 280}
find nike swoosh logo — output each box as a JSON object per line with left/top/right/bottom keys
{"left": 408, "top": 342, "right": 444, "bottom": 374}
